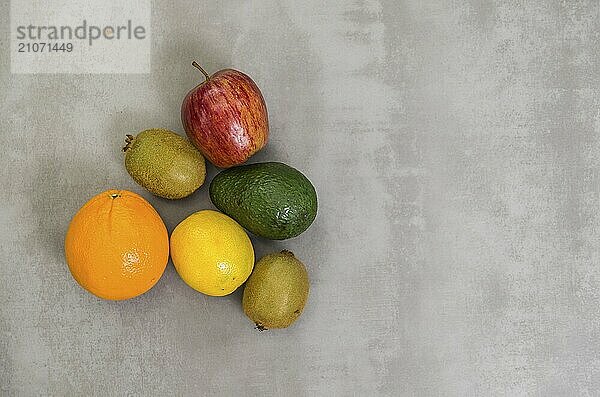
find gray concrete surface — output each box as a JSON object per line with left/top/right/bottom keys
{"left": 2, "top": 0, "right": 600, "bottom": 395}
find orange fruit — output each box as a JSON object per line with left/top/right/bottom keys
{"left": 64, "top": 189, "right": 169, "bottom": 300}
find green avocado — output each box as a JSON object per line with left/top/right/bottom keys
{"left": 209, "top": 162, "right": 317, "bottom": 240}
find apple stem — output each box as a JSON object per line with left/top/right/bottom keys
{"left": 192, "top": 61, "right": 210, "bottom": 81}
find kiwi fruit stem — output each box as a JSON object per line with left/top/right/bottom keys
{"left": 123, "top": 134, "right": 135, "bottom": 152}
{"left": 280, "top": 250, "right": 295, "bottom": 257}
{"left": 255, "top": 323, "right": 267, "bottom": 331}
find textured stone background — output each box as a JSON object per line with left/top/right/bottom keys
{"left": 2, "top": 1, "right": 600, "bottom": 395}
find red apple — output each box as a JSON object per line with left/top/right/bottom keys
{"left": 181, "top": 61, "right": 269, "bottom": 168}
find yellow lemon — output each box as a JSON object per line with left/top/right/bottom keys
{"left": 170, "top": 210, "right": 254, "bottom": 296}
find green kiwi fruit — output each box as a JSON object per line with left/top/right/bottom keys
{"left": 242, "top": 250, "right": 309, "bottom": 330}
{"left": 123, "top": 128, "right": 206, "bottom": 199}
